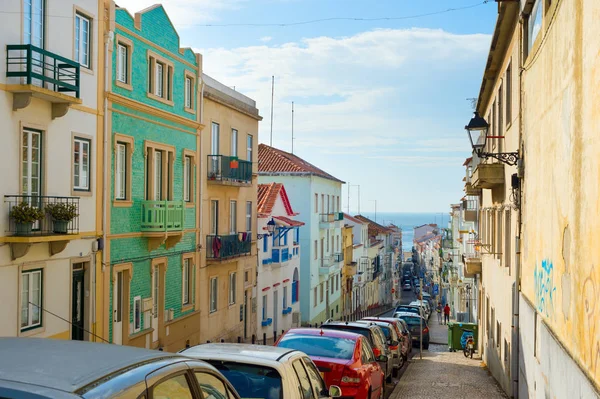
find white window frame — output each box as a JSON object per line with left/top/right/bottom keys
{"left": 246, "top": 134, "right": 253, "bottom": 161}
{"left": 182, "top": 258, "right": 191, "bottom": 305}
{"left": 283, "top": 286, "right": 288, "bottom": 309}
{"left": 73, "top": 137, "right": 91, "bottom": 191}
{"left": 210, "top": 277, "right": 218, "bottom": 313}
{"left": 21, "top": 269, "right": 42, "bottom": 331}
{"left": 75, "top": 13, "right": 91, "bottom": 69}
{"left": 183, "top": 155, "right": 192, "bottom": 202}
{"left": 262, "top": 294, "right": 267, "bottom": 321}
{"left": 133, "top": 296, "right": 142, "bottom": 333}
{"left": 155, "top": 62, "right": 164, "bottom": 97}
{"left": 245, "top": 201, "right": 252, "bottom": 233}
{"left": 115, "top": 143, "right": 126, "bottom": 200}
{"left": 185, "top": 76, "right": 192, "bottom": 109}
{"left": 229, "top": 200, "right": 237, "bottom": 234}
{"left": 229, "top": 272, "right": 237, "bottom": 305}
{"left": 231, "top": 129, "right": 238, "bottom": 157}
{"left": 117, "top": 43, "right": 127, "bottom": 83}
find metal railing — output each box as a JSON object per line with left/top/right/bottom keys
{"left": 4, "top": 195, "right": 80, "bottom": 235}
{"left": 140, "top": 200, "right": 184, "bottom": 232}
{"left": 6, "top": 44, "right": 80, "bottom": 97}
{"left": 320, "top": 212, "right": 344, "bottom": 223}
{"left": 333, "top": 252, "right": 344, "bottom": 262}
{"left": 206, "top": 233, "right": 252, "bottom": 260}
{"left": 207, "top": 155, "right": 252, "bottom": 184}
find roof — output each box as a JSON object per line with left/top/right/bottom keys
{"left": 369, "top": 238, "right": 383, "bottom": 247}
{"left": 182, "top": 343, "right": 299, "bottom": 363}
{"left": 257, "top": 183, "right": 297, "bottom": 217}
{"left": 258, "top": 144, "right": 344, "bottom": 183}
{"left": 343, "top": 213, "right": 367, "bottom": 225}
{"left": 353, "top": 215, "right": 393, "bottom": 236}
{"left": 0, "top": 338, "right": 177, "bottom": 393}
{"left": 273, "top": 215, "right": 305, "bottom": 227}
{"left": 283, "top": 328, "right": 363, "bottom": 341}
{"left": 463, "top": 157, "right": 473, "bottom": 166}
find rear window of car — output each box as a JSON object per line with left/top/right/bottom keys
{"left": 205, "top": 361, "right": 282, "bottom": 399}
{"left": 276, "top": 334, "right": 356, "bottom": 360}
{"left": 398, "top": 316, "right": 422, "bottom": 326}
{"left": 377, "top": 325, "right": 391, "bottom": 339}
{"left": 322, "top": 325, "right": 374, "bottom": 346}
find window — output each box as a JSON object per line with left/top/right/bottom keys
{"left": 313, "top": 287, "right": 317, "bottom": 307}
{"left": 321, "top": 194, "right": 324, "bottom": 213}
{"left": 505, "top": 210, "right": 512, "bottom": 269}
{"left": 195, "top": 372, "right": 228, "bottom": 399}
{"left": 246, "top": 201, "right": 252, "bottom": 232}
{"left": 302, "top": 357, "right": 327, "bottom": 398}
{"left": 153, "top": 374, "right": 193, "bottom": 399}
{"left": 24, "top": 0, "right": 44, "bottom": 50}
{"left": 283, "top": 286, "right": 288, "bottom": 309}
{"left": 71, "top": 137, "right": 90, "bottom": 191}
{"left": 115, "top": 143, "right": 126, "bottom": 199}
{"left": 145, "top": 142, "right": 174, "bottom": 201}
{"left": 22, "top": 128, "right": 42, "bottom": 198}
{"left": 117, "top": 44, "right": 128, "bottom": 83}
{"left": 21, "top": 269, "right": 42, "bottom": 331}
{"left": 229, "top": 272, "right": 237, "bottom": 305}
{"left": 336, "top": 274, "right": 339, "bottom": 291}
{"left": 498, "top": 84, "right": 503, "bottom": 135}
{"left": 263, "top": 235, "right": 268, "bottom": 253}
{"left": 246, "top": 134, "right": 253, "bottom": 161}
{"left": 496, "top": 321, "right": 501, "bottom": 348}
{"left": 244, "top": 270, "right": 249, "bottom": 283}
{"left": 210, "top": 277, "right": 218, "bottom": 313}
{"left": 292, "top": 360, "right": 314, "bottom": 399}
{"left": 155, "top": 62, "right": 164, "bottom": 97}
{"left": 506, "top": 62, "right": 512, "bottom": 124}
{"left": 211, "top": 123, "right": 220, "bottom": 155}
{"left": 183, "top": 155, "right": 192, "bottom": 202}
{"left": 182, "top": 258, "right": 192, "bottom": 306}
{"left": 528, "top": 0, "right": 543, "bottom": 54}
{"left": 75, "top": 13, "right": 91, "bottom": 68}
{"left": 231, "top": 129, "right": 238, "bottom": 157}
{"left": 314, "top": 194, "right": 318, "bottom": 213}
{"left": 133, "top": 296, "right": 141, "bottom": 333}
{"left": 210, "top": 200, "right": 218, "bottom": 235}
{"left": 148, "top": 52, "right": 174, "bottom": 103}
{"left": 229, "top": 200, "right": 237, "bottom": 234}
{"left": 262, "top": 294, "right": 267, "bottom": 320}
{"left": 185, "top": 76, "right": 192, "bottom": 109}
{"left": 314, "top": 240, "right": 317, "bottom": 260}
{"left": 319, "top": 283, "right": 324, "bottom": 303}
{"left": 329, "top": 278, "right": 333, "bottom": 295}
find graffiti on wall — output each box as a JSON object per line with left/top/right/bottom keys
{"left": 582, "top": 272, "right": 600, "bottom": 377}
{"left": 534, "top": 260, "right": 556, "bottom": 319}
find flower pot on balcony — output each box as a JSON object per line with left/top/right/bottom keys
{"left": 52, "top": 220, "right": 69, "bottom": 234}
{"left": 230, "top": 160, "right": 239, "bottom": 169}
{"left": 15, "top": 222, "right": 33, "bottom": 236}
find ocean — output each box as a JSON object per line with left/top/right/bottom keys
{"left": 359, "top": 212, "right": 449, "bottom": 252}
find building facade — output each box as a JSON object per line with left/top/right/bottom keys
{"left": 200, "top": 74, "right": 260, "bottom": 343}
{"left": 256, "top": 183, "right": 303, "bottom": 340}
{"left": 258, "top": 144, "right": 344, "bottom": 325}
{"left": 0, "top": 0, "right": 104, "bottom": 341}
{"left": 340, "top": 224, "right": 356, "bottom": 320}
{"left": 104, "top": 3, "right": 202, "bottom": 351}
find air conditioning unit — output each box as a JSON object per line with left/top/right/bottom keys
{"left": 292, "top": 311, "right": 301, "bottom": 327}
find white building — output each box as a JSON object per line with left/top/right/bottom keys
{"left": 0, "top": 0, "right": 102, "bottom": 340}
{"left": 258, "top": 144, "right": 344, "bottom": 325}
{"left": 343, "top": 214, "right": 369, "bottom": 316}
{"left": 256, "top": 183, "right": 304, "bottom": 339}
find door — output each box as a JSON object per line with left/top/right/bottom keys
{"left": 71, "top": 268, "right": 85, "bottom": 340}
{"left": 273, "top": 290, "right": 278, "bottom": 334}
{"left": 154, "top": 150, "right": 162, "bottom": 200}
{"left": 152, "top": 264, "right": 160, "bottom": 343}
{"left": 22, "top": 129, "right": 43, "bottom": 226}
{"left": 243, "top": 290, "right": 248, "bottom": 339}
{"left": 113, "top": 270, "right": 123, "bottom": 344}
{"left": 23, "top": 0, "right": 44, "bottom": 86}
{"left": 211, "top": 122, "right": 220, "bottom": 175}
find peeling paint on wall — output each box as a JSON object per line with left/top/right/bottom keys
{"left": 534, "top": 260, "right": 556, "bottom": 319}
{"left": 582, "top": 269, "right": 600, "bottom": 377}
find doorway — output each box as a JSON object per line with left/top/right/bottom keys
{"left": 71, "top": 265, "right": 85, "bottom": 340}
{"left": 244, "top": 290, "right": 248, "bottom": 339}
{"left": 113, "top": 270, "right": 124, "bottom": 344}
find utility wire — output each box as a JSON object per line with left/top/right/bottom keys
{"left": 0, "top": 1, "right": 489, "bottom": 27}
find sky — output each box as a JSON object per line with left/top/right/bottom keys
{"left": 117, "top": 0, "right": 498, "bottom": 213}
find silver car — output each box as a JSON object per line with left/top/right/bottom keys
{"left": 358, "top": 319, "right": 404, "bottom": 376}
{"left": 0, "top": 338, "right": 240, "bottom": 399}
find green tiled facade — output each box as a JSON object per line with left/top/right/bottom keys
{"left": 108, "top": 6, "right": 199, "bottom": 344}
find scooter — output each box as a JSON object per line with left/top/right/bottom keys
{"left": 463, "top": 330, "right": 475, "bottom": 358}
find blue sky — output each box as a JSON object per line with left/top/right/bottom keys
{"left": 119, "top": 0, "right": 497, "bottom": 213}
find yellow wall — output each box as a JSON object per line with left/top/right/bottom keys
{"left": 521, "top": 0, "right": 600, "bottom": 385}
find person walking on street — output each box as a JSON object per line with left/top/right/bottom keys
{"left": 436, "top": 302, "right": 443, "bottom": 323}
{"left": 443, "top": 303, "right": 451, "bottom": 325}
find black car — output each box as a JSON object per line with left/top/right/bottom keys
{"left": 393, "top": 312, "right": 430, "bottom": 350}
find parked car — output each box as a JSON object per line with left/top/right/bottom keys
{"left": 421, "top": 292, "right": 434, "bottom": 307}
{"left": 0, "top": 338, "right": 240, "bottom": 399}
{"left": 275, "top": 328, "right": 385, "bottom": 399}
{"left": 409, "top": 300, "right": 431, "bottom": 319}
{"left": 356, "top": 320, "right": 403, "bottom": 376}
{"left": 362, "top": 317, "right": 411, "bottom": 362}
{"left": 395, "top": 305, "right": 423, "bottom": 317}
{"left": 320, "top": 321, "right": 393, "bottom": 383}
{"left": 393, "top": 312, "right": 430, "bottom": 350}
{"left": 402, "top": 282, "right": 412, "bottom": 291}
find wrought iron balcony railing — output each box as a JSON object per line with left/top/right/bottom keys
{"left": 6, "top": 44, "right": 80, "bottom": 97}
{"left": 207, "top": 155, "right": 252, "bottom": 184}
{"left": 4, "top": 195, "right": 80, "bottom": 236}
{"left": 140, "top": 200, "right": 184, "bottom": 232}
{"left": 333, "top": 252, "right": 344, "bottom": 262}
{"left": 207, "top": 233, "right": 252, "bottom": 260}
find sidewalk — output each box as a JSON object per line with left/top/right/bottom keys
{"left": 390, "top": 316, "right": 507, "bottom": 399}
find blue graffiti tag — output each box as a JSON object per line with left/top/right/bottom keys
{"left": 534, "top": 260, "right": 556, "bottom": 318}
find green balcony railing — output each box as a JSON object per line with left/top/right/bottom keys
{"left": 207, "top": 233, "right": 252, "bottom": 260}
{"left": 207, "top": 155, "right": 252, "bottom": 184}
{"left": 140, "top": 200, "right": 184, "bottom": 232}
{"left": 6, "top": 44, "right": 80, "bottom": 97}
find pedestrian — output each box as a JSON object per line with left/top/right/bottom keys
{"left": 436, "top": 302, "right": 443, "bottom": 324}
{"left": 443, "top": 303, "right": 451, "bottom": 325}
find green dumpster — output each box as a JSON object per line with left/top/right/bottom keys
{"left": 447, "top": 322, "right": 478, "bottom": 352}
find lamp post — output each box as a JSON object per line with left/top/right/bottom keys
{"left": 257, "top": 218, "right": 276, "bottom": 240}
{"left": 465, "top": 111, "right": 519, "bottom": 166}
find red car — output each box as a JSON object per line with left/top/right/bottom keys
{"left": 275, "top": 328, "right": 386, "bottom": 399}
{"left": 363, "top": 317, "right": 411, "bottom": 361}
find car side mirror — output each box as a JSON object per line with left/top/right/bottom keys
{"left": 328, "top": 385, "right": 342, "bottom": 398}
{"left": 377, "top": 355, "right": 389, "bottom": 362}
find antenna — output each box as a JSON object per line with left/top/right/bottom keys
{"left": 291, "top": 101, "right": 295, "bottom": 154}
{"left": 466, "top": 97, "right": 477, "bottom": 111}
{"left": 270, "top": 76, "right": 274, "bottom": 146}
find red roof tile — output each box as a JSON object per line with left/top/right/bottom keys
{"left": 343, "top": 213, "right": 367, "bottom": 224}
{"left": 258, "top": 144, "right": 344, "bottom": 183}
{"left": 273, "top": 216, "right": 305, "bottom": 227}
{"left": 463, "top": 157, "right": 473, "bottom": 166}
{"left": 257, "top": 183, "right": 297, "bottom": 217}
{"left": 353, "top": 215, "right": 393, "bottom": 237}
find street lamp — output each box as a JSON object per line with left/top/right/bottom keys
{"left": 257, "top": 218, "right": 276, "bottom": 240}
{"left": 465, "top": 111, "right": 519, "bottom": 166}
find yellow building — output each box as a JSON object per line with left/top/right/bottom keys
{"left": 341, "top": 225, "right": 356, "bottom": 320}
{"left": 200, "top": 74, "right": 261, "bottom": 343}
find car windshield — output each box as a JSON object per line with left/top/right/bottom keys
{"left": 277, "top": 334, "right": 355, "bottom": 359}
{"left": 322, "top": 325, "right": 374, "bottom": 346}
{"left": 206, "top": 360, "right": 283, "bottom": 399}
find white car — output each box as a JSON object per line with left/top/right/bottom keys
{"left": 180, "top": 343, "right": 342, "bottom": 399}
{"left": 409, "top": 300, "right": 431, "bottom": 319}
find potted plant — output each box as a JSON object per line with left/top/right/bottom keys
{"left": 45, "top": 202, "right": 78, "bottom": 234}
{"left": 229, "top": 157, "right": 239, "bottom": 169}
{"left": 9, "top": 202, "right": 45, "bottom": 236}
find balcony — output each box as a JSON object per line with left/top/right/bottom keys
{"left": 5, "top": 44, "right": 81, "bottom": 118}
{"left": 464, "top": 210, "right": 477, "bottom": 222}
{"left": 3, "top": 195, "right": 80, "bottom": 260}
{"left": 141, "top": 200, "right": 184, "bottom": 250}
{"left": 472, "top": 163, "right": 505, "bottom": 190}
{"left": 207, "top": 155, "right": 252, "bottom": 186}
{"left": 464, "top": 253, "right": 482, "bottom": 277}
{"left": 319, "top": 256, "right": 336, "bottom": 275}
{"left": 464, "top": 182, "right": 481, "bottom": 196}
{"left": 333, "top": 252, "right": 344, "bottom": 263}
{"left": 319, "top": 212, "right": 343, "bottom": 229}
{"left": 207, "top": 233, "right": 252, "bottom": 261}
{"left": 271, "top": 247, "right": 291, "bottom": 267}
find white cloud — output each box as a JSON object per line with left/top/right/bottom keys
{"left": 260, "top": 36, "right": 273, "bottom": 42}
{"left": 114, "top": 0, "right": 246, "bottom": 24}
